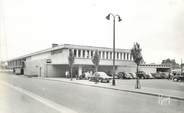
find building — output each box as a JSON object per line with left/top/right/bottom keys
{"left": 7, "top": 44, "right": 170, "bottom": 77}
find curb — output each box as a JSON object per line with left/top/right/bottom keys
{"left": 31, "top": 77, "right": 184, "bottom": 101}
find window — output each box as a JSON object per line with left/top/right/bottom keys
{"left": 102, "top": 51, "right": 105, "bottom": 59}
{"left": 78, "top": 50, "right": 81, "bottom": 58}
{"left": 117, "top": 52, "right": 119, "bottom": 59}
{"left": 74, "top": 49, "right": 77, "bottom": 57}
{"left": 91, "top": 51, "right": 93, "bottom": 57}
{"left": 87, "top": 50, "right": 89, "bottom": 58}
{"left": 124, "top": 53, "right": 126, "bottom": 60}
{"left": 99, "top": 51, "right": 101, "bottom": 59}
{"left": 106, "top": 52, "right": 108, "bottom": 59}
{"left": 127, "top": 53, "right": 129, "bottom": 60}
{"left": 120, "top": 53, "right": 122, "bottom": 60}
{"left": 110, "top": 52, "right": 112, "bottom": 59}
{"left": 83, "top": 50, "right": 85, "bottom": 58}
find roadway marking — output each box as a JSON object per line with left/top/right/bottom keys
{"left": 0, "top": 81, "right": 78, "bottom": 113}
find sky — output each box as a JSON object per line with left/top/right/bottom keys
{"left": 0, "top": 0, "right": 184, "bottom": 64}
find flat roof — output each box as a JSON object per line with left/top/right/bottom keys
{"left": 7, "top": 44, "right": 131, "bottom": 61}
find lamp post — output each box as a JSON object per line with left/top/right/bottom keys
{"left": 106, "top": 13, "right": 122, "bottom": 86}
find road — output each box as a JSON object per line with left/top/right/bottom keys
{"left": 0, "top": 77, "right": 60, "bottom": 113}
{"left": 0, "top": 72, "right": 184, "bottom": 113}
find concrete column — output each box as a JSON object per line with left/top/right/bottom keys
{"left": 78, "top": 66, "right": 82, "bottom": 76}
{"left": 108, "top": 52, "right": 110, "bottom": 60}
{"left": 118, "top": 53, "right": 121, "bottom": 60}
{"left": 76, "top": 49, "right": 78, "bottom": 58}
{"left": 82, "top": 50, "right": 84, "bottom": 58}
{"left": 115, "top": 52, "right": 117, "bottom": 60}
{"left": 89, "top": 50, "right": 91, "bottom": 58}
{"left": 100, "top": 51, "right": 103, "bottom": 59}
{"left": 104, "top": 51, "right": 106, "bottom": 59}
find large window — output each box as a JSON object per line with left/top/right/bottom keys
{"left": 127, "top": 53, "right": 129, "bottom": 60}
{"left": 120, "top": 53, "right": 122, "bottom": 60}
{"left": 124, "top": 53, "right": 126, "bottom": 60}
{"left": 102, "top": 51, "right": 105, "bottom": 59}
{"left": 83, "top": 50, "right": 85, "bottom": 58}
{"left": 117, "top": 52, "right": 119, "bottom": 59}
{"left": 110, "top": 52, "right": 112, "bottom": 59}
{"left": 91, "top": 51, "right": 93, "bottom": 57}
{"left": 74, "top": 49, "right": 77, "bottom": 57}
{"left": 87, "top": 50, "right": 89, "bottom": 58}
{"left": 99, "top": 51, "right": 101, "bottom": 59}
{"left": 106, "top": 52, "right": 108, "bottom": 59}
{"left": 78, "top": 50, "right": 81, "bottom": 58}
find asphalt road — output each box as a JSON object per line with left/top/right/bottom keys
{"left": 0, "top": 72, "right": 184, "bottom": 113}
{"left": 0, "top": 78, "right": 60, "bottom": 113}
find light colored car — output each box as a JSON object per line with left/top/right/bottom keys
{"left": 146, "top": 72, "right": 154, "bottom": 79}
{"left": 129, "top": 73, "right": 136, "bottom": 79}
{"left": 125, "top": 72, "right": 133, "bottom": 79}
{"left": 90, "top": 72, "right": 112, "bottom": 83}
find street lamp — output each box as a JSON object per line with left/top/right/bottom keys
{"left": 106, "top": 13, "right": 122, "bottom": 86}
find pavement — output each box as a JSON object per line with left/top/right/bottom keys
{"left": 1, "top": 73, "right": 184, "bottom": 113}
{"left": 41, "top": 77, "right": 184, "bottom": 101}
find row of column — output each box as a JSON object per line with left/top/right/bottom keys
{"left": 72, "top": 49, "right": 133, "bottom": 61}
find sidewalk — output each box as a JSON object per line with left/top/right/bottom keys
{"left": 42, "top": 78, "right": 184, "bottom": 101}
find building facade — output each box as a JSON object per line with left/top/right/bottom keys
{"left": 7, "top": 44, "right": 170, "bottom": 77}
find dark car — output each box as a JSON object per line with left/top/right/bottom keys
{"left": 129, "top": 73, "right": 136, "bottom": 79}
{"left": 151, "top": 73, "right": 162, "bottom": 79}
{"left": 172, "top": 74, "right": 184, "bottom": 82}
{"left": 89, "top": 72, "right": 112, "bottom": 83}
{"left": 159, "top": 72, "right": 169, "bottom": 79}
{"left": 117, "top": 72, "right": 132, "bottom": 79}
{"left": 107, "top": 72, "right": 120, "bottom": 79}
{"left": 137, "top": 71, "right": 147, "bottom": 79}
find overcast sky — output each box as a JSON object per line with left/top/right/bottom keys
{"left": 0, "top": 0, "right": 184, "bottom": 64}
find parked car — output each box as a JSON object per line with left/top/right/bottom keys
{"left": 117, "top": 72, "right": 131, "bottom": 79}
{"left": 137, "top": 71, "right": 147, "bottom": 79}
{"left": 172, "top": 74, "right": 184, "bottom": 82}
{"left": 151, "top": 73, "right": 162, "bottom": 79}
{"left": 129, "top": 73, "right": 136, "bottom": 79}
{"left": 159, "top": 72, "right": 169, "bottom": 79}
{"left": 89, "top": 72, "right": 112, "bottom": 83}
{"left": 146, "top": 72, "right": 154, "bottom": 79}
{"left": 107, "top": 72, "right": 120, "bottom": 79}
{"left": 125, "top": 72, "right": 133, "bottom": 79}
{"left": 117, "top": 72, "right": 126, "bottom": 79}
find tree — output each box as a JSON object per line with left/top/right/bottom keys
{"left": 92, "top": 50, "right": 100, "bottom": 83}
{"left": 68, "top": 49, "right": 75, "bottom": 80}
{"left": 161, "top": 58, "right": 180, "bottom": 69}
{"left": 92, "top": 50, "right": 100, "bottom": 72}
{"left": 131, "top": 42, "right": 143, "bottom": 89}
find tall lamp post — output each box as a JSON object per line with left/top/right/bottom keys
{"left": 106, "top": 13, "right": 122, "bottom": 86}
